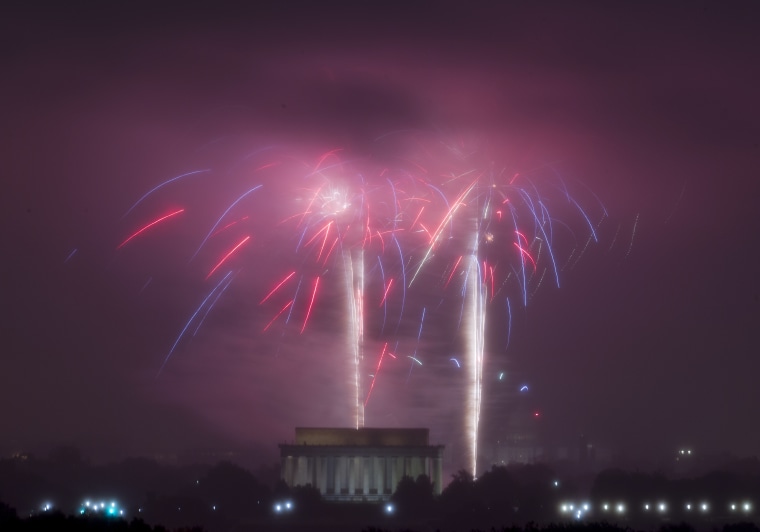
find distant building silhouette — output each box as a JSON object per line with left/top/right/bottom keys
{"left": 490, "top": 383, "right": 543, "bottom": 466}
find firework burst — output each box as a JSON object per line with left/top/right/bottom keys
{"left": 260, "top": 149, "right": 436, "bottom": 428}
{"left": 117, "top": 134, "right": 605, "bottom": 474}
{"left": 394, "top": 135, "right": 606, "bottom": 475}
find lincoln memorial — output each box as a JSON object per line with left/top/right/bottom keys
{"left": 279, "top": 427, "right": 444, "bottom": 502}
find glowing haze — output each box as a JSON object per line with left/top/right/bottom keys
{"left": 4, "top": 3, "right": 760, "bottom": 474}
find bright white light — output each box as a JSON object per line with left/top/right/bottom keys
{"left": 274, "top": 500, "right": 293, "bottom": 514}
{"left": 686, "top": 503, "right": 691, "bottom": 511}
{"left": 701, "top": 503, "right": 708, "bottom": 512}
{"left": 658, "top": 503, "right": 667, "bottom": 512}
{"left": 644, "top": 504, "right": 650, "bottom": 510}
{"left": 616, "top": 504, "right": 625, "bottom": 514}
{"left": 583, "top": 503, "right": 589, "bottom": 511}
{"left": 560, "top": 504, "right": 568, "bottom": 513}
{"left": 603, "top": 504, "right": 609, "bottom": 511}
{"left": 744, "top": 502, "right": 752, "bottom": 512}
{"left": 731, "top": 504, "right": 737, "bottom": 511}
{"left": 385, "top": 503, "right": 394, "bottom": 514}
{"left": 553, "top": 480, "right": 559, "bottom": 487}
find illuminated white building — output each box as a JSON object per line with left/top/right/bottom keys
{"left": 279, "top": 427, "right": 444, "bottom": 502}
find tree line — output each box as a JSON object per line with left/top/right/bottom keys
{"left": 3, "top": 449, "right": 760, "bottom": 531}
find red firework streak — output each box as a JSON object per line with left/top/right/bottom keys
{"left": 365, "top": 342, "right": 391, "bottom": 407}
{"left": 300, "top": 276, "right": 320, "bottom": 334}
{"left": 117, "top": 208, "right": 185, "bottom": 249}
{"left": 206, "top": 236, "right": 251, "bottom": 280}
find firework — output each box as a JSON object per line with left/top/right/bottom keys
{"left": 117, "top": 134, "right": 604, "bottom": 475}
{"left": 259, "top": 149, "right": 436, "bottom": 428}
{"left": 400, "top": 136, "right": 606, "bottom": 475}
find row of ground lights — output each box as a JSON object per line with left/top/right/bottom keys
{"left": 560, "top": 501, "right": 752, "bottom": 518}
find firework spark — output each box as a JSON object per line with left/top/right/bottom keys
{"left": 117, "top": 208, "right": 185, "bottom": 249}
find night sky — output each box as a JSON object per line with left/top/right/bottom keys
{"left": 3, "top": 2, "right": 760, "bottom": 474}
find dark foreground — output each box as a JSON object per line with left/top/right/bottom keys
{"left": 2, "top": 508, "right": 760, "bottom": 532}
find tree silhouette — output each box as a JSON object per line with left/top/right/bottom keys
{"left": 196, "top": 461, "right": 269, "bottom": 520}
{"left": 391, "top": 474, "right": 434, "bottom": 518}
{"left": 0, "top": 500, "right": 18, "bottom": 526}
{"left": 475, "top": 465, "right": 518, "bottom": 521}
{"left": 439, "top": 469, "right": 481, "bottom": 524}
{"left": 292, "top": 484, "right": 323, "bottom": 516}
{"left": 508, "top": 463, "right": 556, "bottom": 520}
